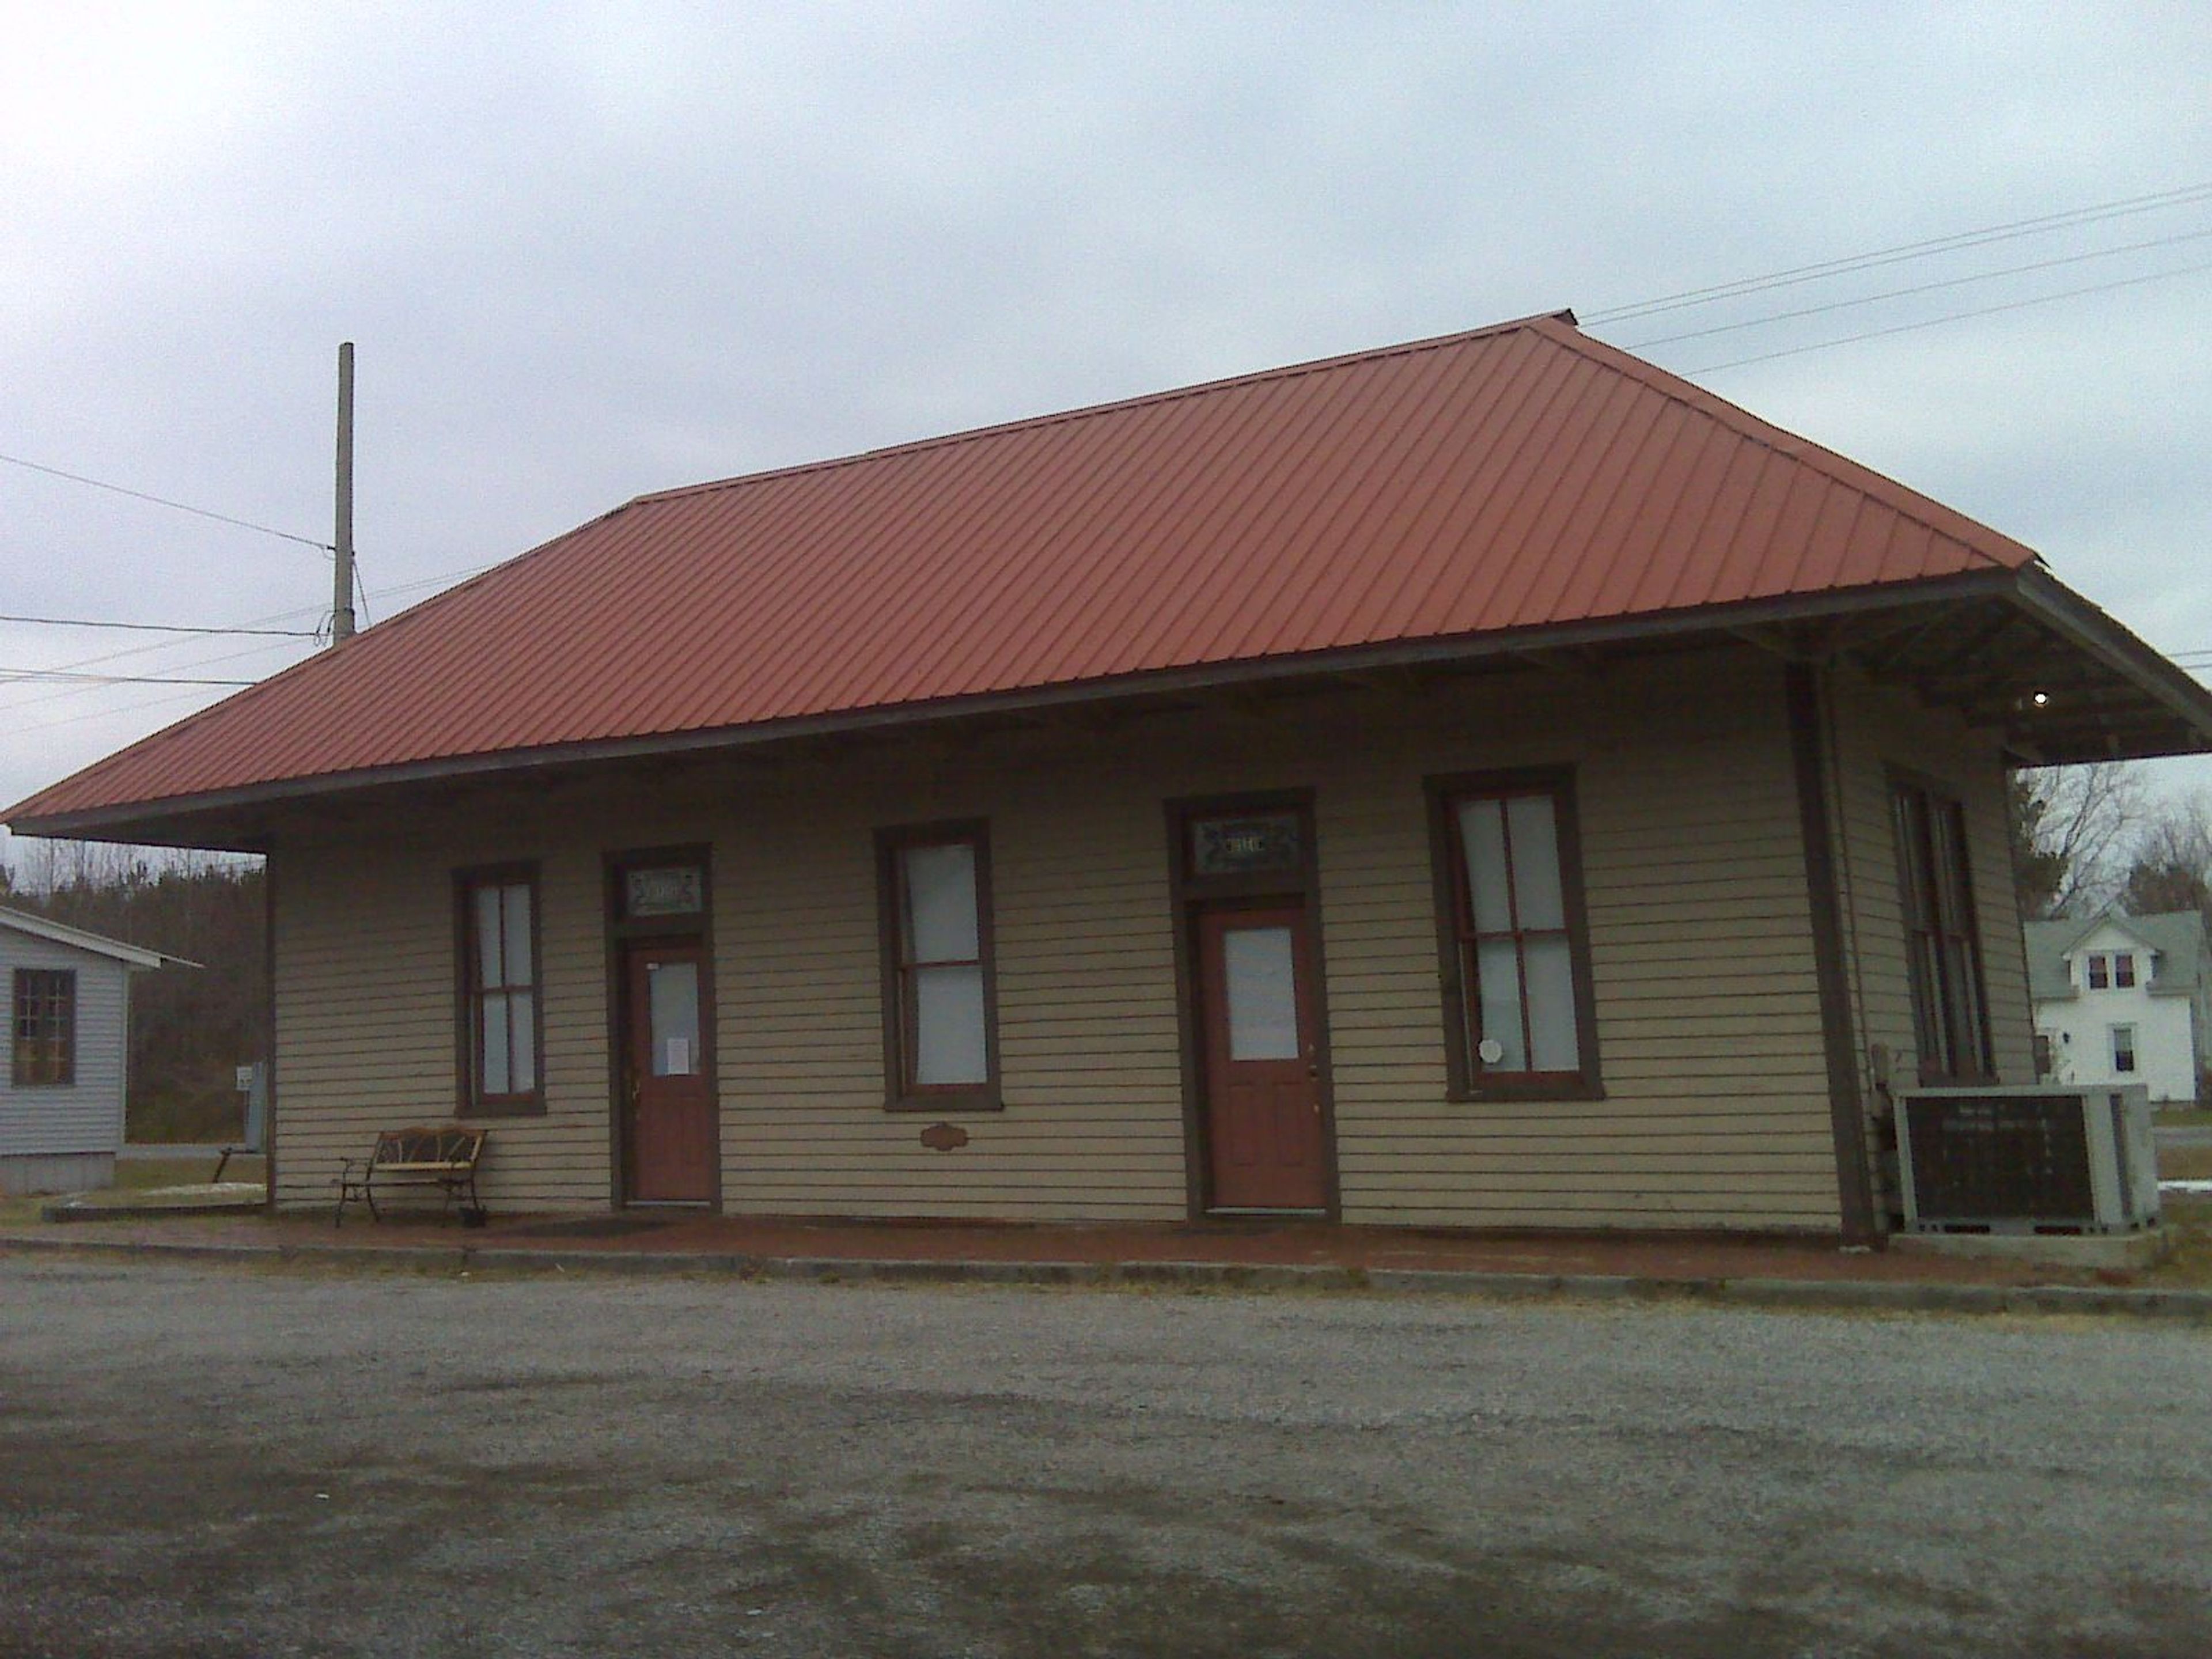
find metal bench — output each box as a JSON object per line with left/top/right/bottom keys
{"left": 334, "top": 1126, "right": 487, "bottom": 1227}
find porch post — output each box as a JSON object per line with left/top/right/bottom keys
{"left": 1785, "top": 663, "right": 1880, "bottom": 1244}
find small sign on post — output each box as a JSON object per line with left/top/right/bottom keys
{"left": 214, "top": 1062, "right": 269, "bottom": 1183}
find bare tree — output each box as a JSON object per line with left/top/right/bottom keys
{"left": 2009, "top": 761, "right": 2147, "bottom": 919}
{"left": 2122, "top": 796, "right": 2212, "bottom": 923}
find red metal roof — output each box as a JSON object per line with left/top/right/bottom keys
{"left": 11, "top": 312, "right": 2042, "bottom": 824}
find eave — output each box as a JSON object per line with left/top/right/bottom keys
{"left": 12, "top": 565, "right": 2208, "bottom": 855}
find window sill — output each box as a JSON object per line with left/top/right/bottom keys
{"left": 884, "top": 1088, "right": 1003, "bottom": 1115}
{"left": 459, "top": 1097, "right": 547, "bottom": 1119}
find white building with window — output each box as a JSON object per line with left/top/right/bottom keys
{"left": 2026, "top": 911, "right": 2211, "bottom": 1108}
{"left": 1, "top": 906, "right": 173, "bottom": 1195}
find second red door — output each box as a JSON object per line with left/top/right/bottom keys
{"left": 623, "top": 941, "right": 715, "bottom": 1203}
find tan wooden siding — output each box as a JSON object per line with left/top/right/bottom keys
{"left": 710, "top": 763, "right": 1190, "bottom": 1220}
{"left": 1824, "top": 666, "right": 2036, "bottom": 1220}
{"left": 1313, "top": 651, "right": 1840, "bottom": 1232}
{"left": 272, "top": 839, "right": 613, "bottom": 1212}
{"left": 268, "top": 643, "right": 1867, "bottom": 1231}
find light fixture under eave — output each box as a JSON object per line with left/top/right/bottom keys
{"left": 2031, "top": 691, "right": 2050, "bottom": 707}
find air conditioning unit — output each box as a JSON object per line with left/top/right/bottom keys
{"left": 1893, "top": 1085, "right": 2160, "bottom": 1235}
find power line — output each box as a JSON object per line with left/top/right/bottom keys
{"left": 0, "top": 612, "right": 320, "bottom": 639}
{"left": 0, "top": 634, "right": 309, "bottom": 718}
{"left": 0, "top": 668, "right": 258, "bottom": 687}
{"left": 1623, "top": 225, "right": 2212, "bottom": 351}
{"left": 1684, "top": 257, "right": 2212, "bottom": 374}
{"left": 1586, "top": 180, "right": 2212, "bottom": 324}
{"left": 0, "top": 558, "right": 498, "bottom": 729}
{"left": 0, "top": 449, "right": 334, "bottom": 552}
{"left": 9, "top": 679, "right": 241, "bottom": 737}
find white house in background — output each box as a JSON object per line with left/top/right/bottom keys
{"left": 1, "top": 906, "right": 177, "bottom": 1195}
{"left": 2026, "top": 910, "right": 2212, "bottom": 1108}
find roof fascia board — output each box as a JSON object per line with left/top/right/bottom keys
{"left": 6, "top": 574, "right": 2027, "bottom": 842}
{"left": 2006, "top": 565, "right": 2212, "bottom": 746}
{"left": 2083, "top": 914, "right": 2160, "bottom": 953}
{"left": 0, "top": 906, "right": 179, "bottom": 969}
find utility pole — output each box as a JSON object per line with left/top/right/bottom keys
{"left": 331, "top": 341, "right": 356, "bottom": 642}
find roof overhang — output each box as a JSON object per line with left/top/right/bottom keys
{"left": 0, "top": 905, "right": 194, "bottom": 969}
{"left": 10, "top": 565, "right": 2210, "bottom": 853}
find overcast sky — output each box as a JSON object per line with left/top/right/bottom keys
{"left": 4, "top": 2, "right": 2210, "bottom": 863}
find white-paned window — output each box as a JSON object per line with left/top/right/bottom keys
{"left": 460, "top": 868, "right": 541, "bottom": 1114}
{"left": 2111, "top": 1024, "right": 2137, "bottom": 1074}
{"left": 881, "top": 827, "right": 999, "bottom": 1108}
{"left": 1431, "top": 773, "right": 1599, "bottom": 1099}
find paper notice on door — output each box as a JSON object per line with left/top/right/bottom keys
{"left": 664, "top": 1037, "right": 693, "bottom": 1075}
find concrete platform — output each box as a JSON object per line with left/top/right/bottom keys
{"left": 3, "top": 1206, "right": 2209, "bottom": 1321}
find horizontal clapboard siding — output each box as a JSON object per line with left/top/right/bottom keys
{"left": 267, "top": 645, "right": 1877, "bottom": 1230}
{"left": 272, "top": 841, "right": 613, "bottom": 1212}
{"left": 1825, "top": 669, "right": 2035, "bottom": 1211}
{"left": 1315, "top": 650, "right": 1838, "bottom": 1231}
{"left": 0, "top": 932, "right": 131, "bottom": 1158}
{"left": 713, "top": 759, "right": 1188, "bottom": 1221}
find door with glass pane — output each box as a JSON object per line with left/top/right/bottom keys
{"left": 622, "top": 941, "right": 715, "bottom": 1203}
{"left": 1196, "top": 905, "right": 1330, "bottom": 1211}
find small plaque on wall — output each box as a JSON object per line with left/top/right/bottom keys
{"left": 626, "top": 866, "right": 703, "bottom": 918}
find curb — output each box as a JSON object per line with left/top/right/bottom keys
{"left": 39, "top": 1200, "right": 268, "bottom": 1224}
{"left": 4, "top": 1231, "right": 2210, "bottom": 1321}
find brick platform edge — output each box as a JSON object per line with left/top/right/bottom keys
{"left": 3, "top": 1232, "right": 2209, "bottom": 1323}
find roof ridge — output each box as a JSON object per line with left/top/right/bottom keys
{"left": 628, "top": 311, "right": 1581, "bottom": 508}
{"left": 1547, "top": 323, "right": 2040, "bottom": 574}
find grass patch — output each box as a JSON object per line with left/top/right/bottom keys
{"left": 0, "top": 1157, "right": 268, "bottom": 1224}
{"left": 2160, "top": 1145, "right": 2212, "bottom": 1183}
{"left": 115, "top": 1156, "right": 264, "bottom": 1191}
{"left": 2146, "top": 1198, "right": 2212, "bottom": 1289}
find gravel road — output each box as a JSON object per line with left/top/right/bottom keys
{"left": 1, "top": 1255, "right": 2206, "bottom": 1658}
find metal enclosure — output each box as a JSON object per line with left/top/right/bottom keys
{"left": 1895, "top": 1085, "right": 2160, "bottom": 1235}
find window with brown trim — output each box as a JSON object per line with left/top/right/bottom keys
{"left": 877, "top": 823, "right": 999, "bottom": 1111}
{"left": 1891, "top": 776, "right": 1993, "bottom": 1084}
{"left": 457, "top": 866, "right": 544, "bottom": 1116}
{"left": 12, "top": 968, "right": 76, "bottom": 1087}
{"left": 1428, "top": 771, "right": 1601, "bottom": 1100}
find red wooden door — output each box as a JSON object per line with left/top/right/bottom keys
{"left": 623, "top": 942, "right": 715, "bottom": 1203}
{"left": 1196, "top": 905, "right": 1330, "bottom": 1211}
